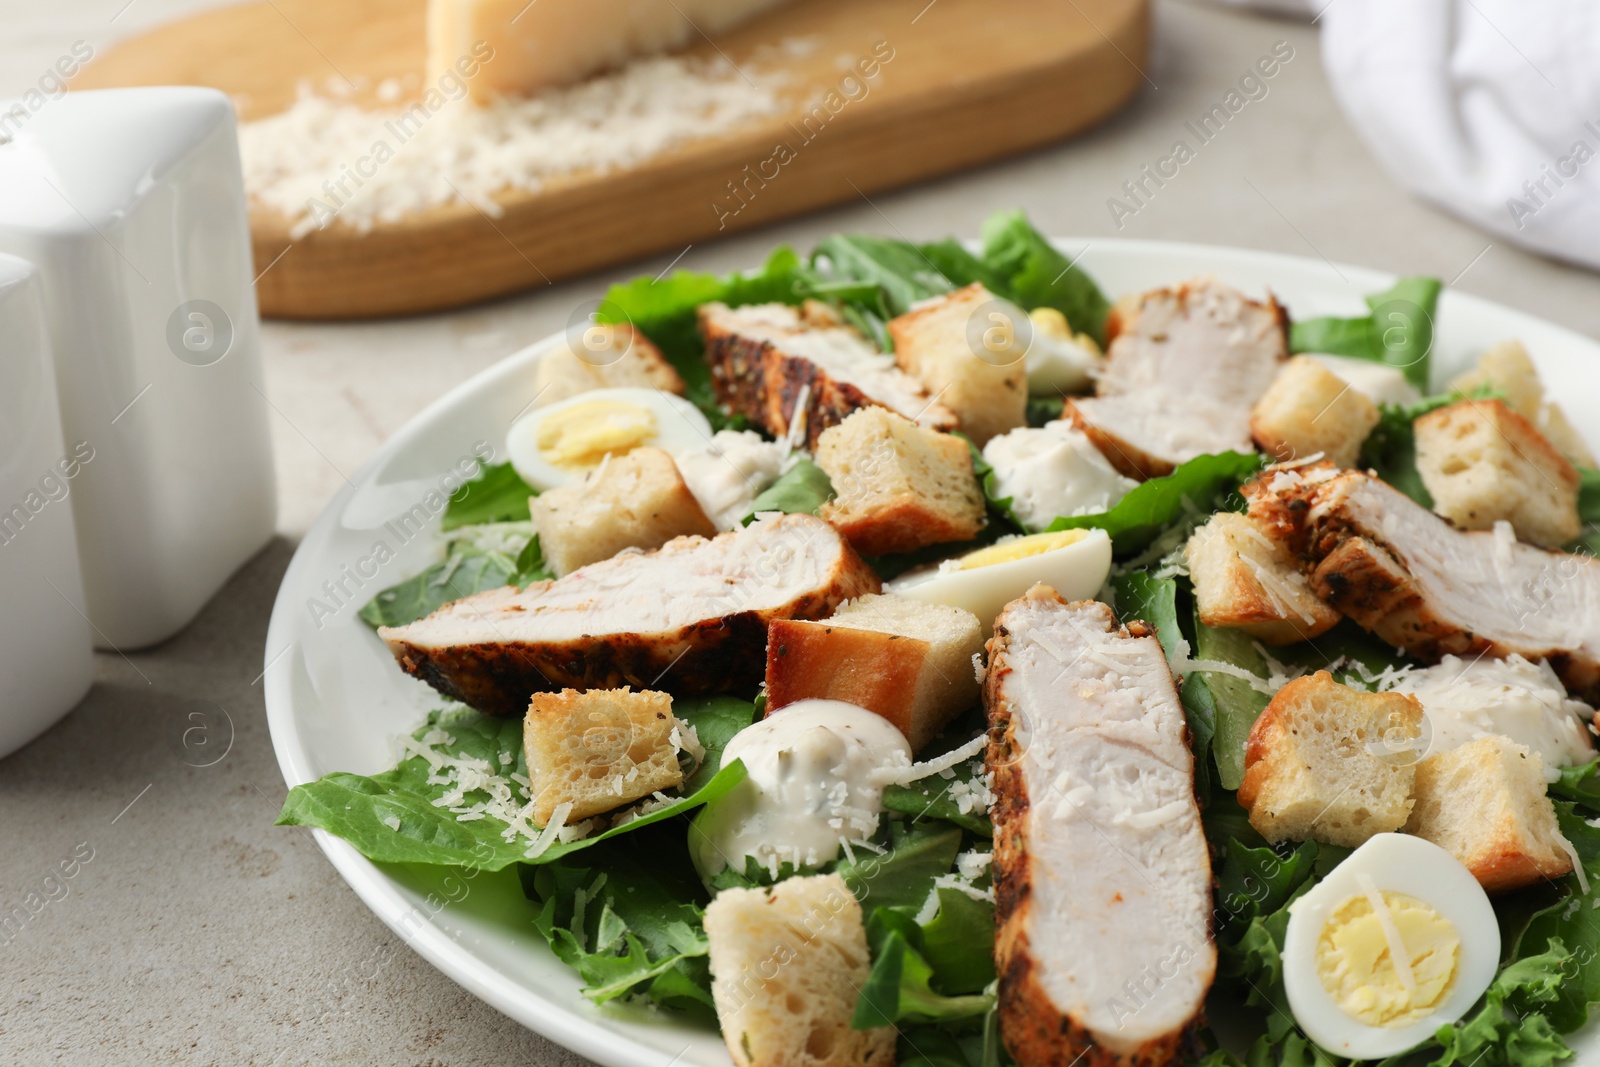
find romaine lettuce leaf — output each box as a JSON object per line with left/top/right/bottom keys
{"left": 1045, "top": 451, "right": 1261, "bottom": 555}
{"left": 979, "top": 210, "right": 1110, "bottom": 346}
{"left": 839, "top": 822, "right": 965, "bottom": 914}
{"left": 1289, "top": 276, "right": 1442, "bottom": 391}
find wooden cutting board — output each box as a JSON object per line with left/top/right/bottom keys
{"left": 76, "top": 0, "right": 1149, "bottom": 320}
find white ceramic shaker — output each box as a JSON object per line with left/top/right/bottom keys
{"left": 0, "top": 87, "right": 277, "bottom": 649}
{"left": 0, "top": 255, "right": 94, "bottom": 756}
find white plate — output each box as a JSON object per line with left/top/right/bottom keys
{"left": 265, "top": 238, "right": 1600, "bottom": 1067}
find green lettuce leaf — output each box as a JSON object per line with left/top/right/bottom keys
{"left": 441, "top": 462, "right": 536, "bottom": 530}
{"left": 597, "top": 246, "right": 806, "bottom": 414}
{"left": 277, "top": 696, "right": 756, "bottom": 871}
{"left": 743, "top": 458, "right": 833, "bottom": 522}
{"left": 919, "top": 887, "right": 997, "bottom": 995}
{"left": 854, "top": 909, "right": 994, "bottom": 1029}
{"left": 839, "top": 822, "right": 965, "bottom": 914}
{"left": 1289, "top": 276, "right": 1442, "bottom": 390}
{"left": 880, "top": 712, "right": 991, "bottom": 837}
{"left": 1359, "top": 390, "right": 1495, "bottom": 509}
{"left": 1190, "top": 617, "right": 1272, "bottom": 792}
{"left": 356, "top": 521, "right": 550, "bottom": 629}
{"left": 918, "top": 238, "right": 1011, "bottom": 295}
{"left": 979, "top": 210, "right": 1111, "bottom": 346}
{"left": 1046, "top": 452, "right": 1261, "bottom": 555}
{"left": 1506, "top": 804, "right": 1600, "bottom": 1032}
{"left": 521, "top": 830, "right": 715, "bottom": 1011}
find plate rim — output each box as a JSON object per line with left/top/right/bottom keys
{"left": 263, "top": 235, "right": 1600, "bottom": 1067}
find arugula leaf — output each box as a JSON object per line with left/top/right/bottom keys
{"left": 980, "top": 210, "right": 1111, "bottom": 346}
{"left": 1550, "top": 758, "right": 1600, "bottom": 810}
{"left": 839, "top": 822, "right": 965, "bottom": 913}
{"left": 1289, "top": 276, "right": 1442, "bottom": 390}
{"left": 1506, "top": 804, "right": 1600, "bottom": 1032}
{"left": 278, "top": 696, "right": 756, "bottom": 871}
{"left": 522, "top": 830, "right": 716, "bottom": 1011}
{"left": 918, "top": 238, "right": 1010, "bottom": 294}
{"left": 743, "top": 458, "right": 833, "bottom": 522}
{"left": 1046, "top": 451, "right": 1261, "bottom": 555}
{"left": 441, "top": 462, "right": 536, "bottom": 530}
{"left": 811, "top": 234, "right": 956, "bottom": 319}
{"left": 357, "top": 524, "right": 528, "bottom": 629}
{"left": 854, "top": 909, "right": 994, "bottom": 1029}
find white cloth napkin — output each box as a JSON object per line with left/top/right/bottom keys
{"left": 1194, "top": 0, "right": 1600, "bottom": 271}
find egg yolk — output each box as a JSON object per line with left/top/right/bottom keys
{"left": 956, "top": 529, "right": 1092, "bottom": 570}
{"left": 536, "top": 400, "right": 657, "bottom": 469}
{"left": 1315, "top": 891, "right": 1460, "bottom": 1028}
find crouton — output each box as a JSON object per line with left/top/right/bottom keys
{"left": 1249, "top": 356, "right": 1381, "bottom": 468}
{"left": 704, "top": 872, "right": 896, "bottom": 1067}
{"left": 1185, "top": 512, "right": 1340, "bottom": 644}
{"left": 1238, "top": 672, "right": 1423, "bottom": 847}
{"left": 523, "top": 687, "right": 684, "bottom": 826}
{"left": 533, "top": 324, "right": 684, "bottom": 407}
{"left": 527, "top": 447, "right": 716, "bottom": 576}
{"left": 1414, "top": 398, "right": 1580, "bottom": 547}
{"left": 766, "top": 594, "right": 983, "bottom": 752}
{"left": 1404, "top": 735, "right": 1573, "bottom": 893}
{"left": 888, "top": 283, "right": 1028, "bottom": 447}
{"left": 815, "top": 407, "right": 984, "bottom": 556}
{"left": 1450, "top": 340, "right": 1596, "bottom": 467}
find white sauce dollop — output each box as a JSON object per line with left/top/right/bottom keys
{"left": 981, "top": 423, "right": 1138, "bottom": 532}
{"left": 1386, "top": 654, "right": 1596, "bottom": 779}
{"left": 1306, "top": 354, "right": 1422, "bottom": 408}
{"left": 690, "top": 700, "right": 912, "bottom": 879}
{"left": 673, "top": 430, "right": 790, "bottom": 531}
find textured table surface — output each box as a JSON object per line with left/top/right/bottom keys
{"left": 3, "top": 2, "right": 1598, "bottom": 1063}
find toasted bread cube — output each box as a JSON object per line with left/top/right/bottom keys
{"left": 888, "top": 283, "right": 1027, "bottom": 447}
{"left": 1414, "top": 399, "right": 1580, "bottom": 547}
{"left": 705, "top": 873, "right": 897, "bottom": 1067}
{"left": 1404, "top": 735, "right": 1573, "bottom": 893}
{"left": 1185, "top": 512, "right": 1340, "bottom": 645}
{"left": 1238, "top": 672, "right": 1423, "bottom": 847}
{"left": 523, "top": 687, "right": 684, "bottom": 826}
{"left": 528, "top": 447, "right": 716, "bottom": 576}
{"left": 1451, "top": 340, "right": 1596, "bottom": 467}
{"left": 816, "top": 407, "right": 984, "bottom": 556}
{"left": 1249, "top": 356, "right": 1380, "bottom": 468}
{"left": 766, "top": 594, "right": 983, "bottom": 752}
{"left": 533, "top": 324, "right": 685, "bottom": 407}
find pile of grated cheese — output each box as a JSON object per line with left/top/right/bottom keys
{"left": 239, "top": 55, "right": 786, "bottom": 239}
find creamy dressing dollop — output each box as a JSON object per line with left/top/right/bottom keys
{"left": 690, "top": 699, "right": 912, "bottom": 880}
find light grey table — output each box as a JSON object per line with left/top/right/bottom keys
{"left": 4, "top": 1, "right": 1597, "bottom": 1063}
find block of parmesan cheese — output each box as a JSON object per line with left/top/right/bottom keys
{"left": 429, "top": 0, "right": 795, "bottom": 103}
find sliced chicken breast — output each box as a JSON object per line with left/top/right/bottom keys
{"left": 380, "top": 514, "right": 880, "bottom": 715}
{"left": 986, "top": 587, "right": 1214, "bottom": 1067}
{"left": 698, "top": 301, "right": 958, "bottom": 449}
{"left": 1248, "top": 466, "right": 1600, "bottom": 698}
{"left": 1065, "top": 277, "right": 1287, "bottom": 479}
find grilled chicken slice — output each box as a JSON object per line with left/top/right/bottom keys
{"left": 698, "top": 301, "right": 958, "bottom": 449}
{"left": 985, "top": 588, "right": 1214, "bottom": 1067}
{"left": 1064, "top": 277, "right": 1287, "bottom": 479}
{"left": 1247, "top": 465, "right": 1600, "bottom": 699}
{"left": 380, "top": 514, "right": 880, "bottom": 715}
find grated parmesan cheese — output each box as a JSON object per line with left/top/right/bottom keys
{"left": 240, "top": 55, "right": 785, "bottom": 238}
